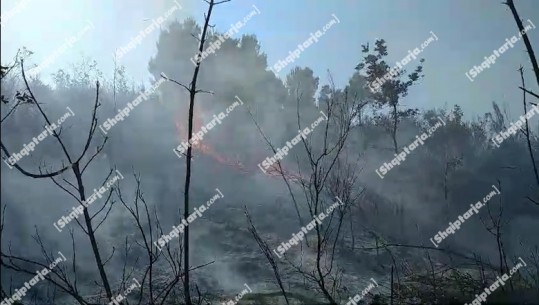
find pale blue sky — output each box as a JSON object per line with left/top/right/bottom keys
{"left": 1, "top": 0, "right": 538, "bottom": 118}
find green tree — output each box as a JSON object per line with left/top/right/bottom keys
{"left": 355, "top": 39, "right": 424, "bottom": 153}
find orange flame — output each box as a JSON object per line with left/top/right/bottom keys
{"left": 174, "top": 104, "right": 303, "bottom": 181}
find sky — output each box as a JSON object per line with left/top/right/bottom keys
{"left": 1, "top": 0, "right": 538, "bottom": 119}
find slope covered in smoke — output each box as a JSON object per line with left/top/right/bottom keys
{"left": 1, "top": 2, "right": 539, "bottom": 304}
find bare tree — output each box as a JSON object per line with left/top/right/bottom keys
{"left": 503, "top": 0, "right": 539, "bottom": 206}
{"left": 247, "top": 73, "right": 366, "bottom": 304}
{"left": 116, "top": 173, "right": 214, "bottom": 305}
{"left": 1, "top": 59, "right": 120, "bottom": 303}
{"left": 504, "top": 0, "right": 539, "bottom": 90}
{"left": 479, "top": 180, "right": 514, "bottom": 291}
{"left": 516, "top": 65, "right": 539, "bottom": 208}
{"left": 244, "top": 207, "right": 290, "bottom": 305}
{"left": 161, "top": 1, "right": 230, "bottom": 303}
{"left": 1, "top": 60, "right": 215, "bottom": 304}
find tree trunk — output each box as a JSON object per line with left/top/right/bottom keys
{"left": 73, "top": 163, "right": 113, "bottom": 301}
{"left": 506, "top": 0, "right": 539, "bottom": 89}
{"left": 519, "top": 67, "right": 539, "bottom": 189}
{"left": 392, "top": 103, "right": 398, "bottom": 153}
{"left": 390, "top": 265, "right": 394, "bottom": 305}
{"left": 183, "top": 2, "right": 217, "bottom": 304}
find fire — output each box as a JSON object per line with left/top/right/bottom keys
{"left": 174, "top": 104, "right": 304, "bottom": 182}
{"left": 175, "top": 104, "right": 249, "bottom": 173}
